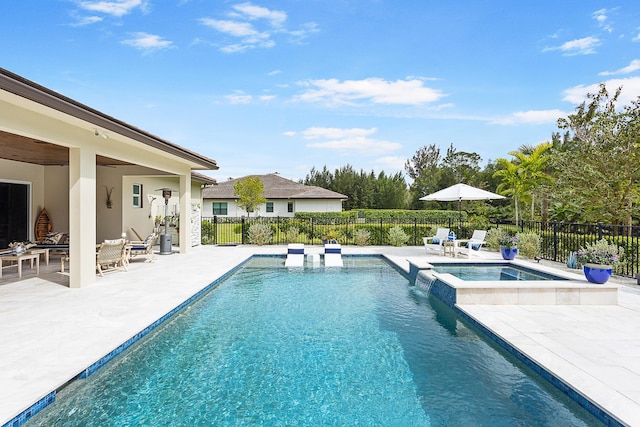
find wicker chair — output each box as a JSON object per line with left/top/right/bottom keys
{"left": 128, "top": 232, "right": 158, "bottom": 262}
{"left": 96, "top": 239, "right": 128, "bottom": 276}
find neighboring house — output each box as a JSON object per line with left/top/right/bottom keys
{"left": 0, "top": 68, "right": 218, "bottom": 288}
{"left": 202, "top": 174, "right": 347, "bottom": 217}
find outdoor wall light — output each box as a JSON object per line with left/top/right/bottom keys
{"left": 94, "top": 129, "right": 109, "bottom": 139}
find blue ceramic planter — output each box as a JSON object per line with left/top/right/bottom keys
{"left": 583, "top": 264, "right": 612, "bottom": 284}
{"left": 500, "top": 247, "right": 517, "bottom": 260}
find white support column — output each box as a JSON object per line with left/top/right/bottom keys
{"left": 179, "top": 173, "right": 191, "bottom": 253}
{"left": 69, "top": 147, "right": 97, "bottom": 288}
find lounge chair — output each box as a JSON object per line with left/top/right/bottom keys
{"left": 423, "top": 228, "right": 450, "bottom": 254}
{"left": 456, "top": 230, "right": 488, "bottom": 257}
{"left": 285, "top": 243, "right": 305, "bottom": 267}
{"left": 128, "top": 232, "right": 158, "bottom": 262}
{"left": 324, "top": 243, "right": 343, "bottom": 267}
{"left": 96, "top": 239, "right": 128, "bottom": 276}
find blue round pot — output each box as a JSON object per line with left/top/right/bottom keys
{"left": 500, "top": 247, "right": 517, "bottom": 260}
{"left": 583, "top": 264, "right": 613, "bottom": 284}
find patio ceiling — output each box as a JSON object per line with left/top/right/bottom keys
{"left": 0, "top": 130, "right": 132, "bottom": 166}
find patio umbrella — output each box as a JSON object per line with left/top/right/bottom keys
{"left": 419, "top": 183, "right": 505, "bottom": 232}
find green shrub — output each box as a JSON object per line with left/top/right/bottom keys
{"left": 515, "top": 232, "right": 541, "bottom": 259}
{"left": 388, "top": 226, "right": 409, "bottom": 246}
{"left": 247, "top": 223, "right": 272, "bottom": 245}
{"left": 485, "top": 228, "right": 507, "bottom": 250}
{"left": 285, "top": 226, "right": 304, "bottom": 243}
{"left": 354, "top": 228, "right": 371, "bottom": 246}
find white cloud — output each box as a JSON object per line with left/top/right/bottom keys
{"left": 232, "top": 3, "right": 287, "bottom": 28}
{"left": 562, "top": 77, "right": 640, "bottom": 105}
{"left": 282, "top": 131, "right": 296, "bottom": 137}
{"left": 592, "top": 8, "right": 613, "bottom": 33}
{"left": 77, "top": 0, "right": 148, "bottom": 17}
{"left": 200, "top": 3, "right": 317, "bottom": 53}
{"left": 634, "top": 31, "right": 640, "bottom": 42}
{"left": 599, "top": 59, "right": 640, "bottom": 76}
{"left": 491, "top": 109, "right": 567, "bottom": 125}
{"left": 122, "top": 32, "right": 173, "bottom": 52}
{"left": 225, "top": 92, "right": 253, "bottom": 104}
{"left": 295, "top": 77, "right": 446, "bottom": 106}
{"left": 301, "top": 127, "right": 401, "bottom": 156}
{"left": 259, "top": 95, "right": 276, "bottom": 101}
{"left": 70, "top": 15, "right": 103, "bottom": 26}
{"left": 543, "top": 36, "right": 600, "bottom": 55}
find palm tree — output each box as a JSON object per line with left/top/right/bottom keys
{"left": 493, "top": 142, "right": 553, "bottom": 222}
{"left": 510, "top": 142, "right": 553, "bottom": 219}
{"left": 494, "top": 159, "right": 525, "bottom": 222}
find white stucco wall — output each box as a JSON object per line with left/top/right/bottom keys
{"left": 202, "top": 198, "right": 343, "bottom": 217}
{"left": 121, "top": 175, "right": 203, "bottom": 245}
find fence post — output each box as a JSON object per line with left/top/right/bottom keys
{"left": 241, "top": 217, "right": 245, "bottom": 244}
{"left": 311, "top": 218, "right": 314, "bottom": 245}
{"left": 380, "top": 218, "right": 383, "bottom": 245}
{"left": 414, "top": 218, "right": 417, "bottom": 246}
{"left": 520, "top": 219, "right": 524, "bottom": 232}
{"left": 213, "top": 215, "right": 218, "bottom": 245}
{"left": 597, "top": 222, "right": 603, "bottom": 240}
{"left": 552, "top": 221, "right": 558, "bottom": 262}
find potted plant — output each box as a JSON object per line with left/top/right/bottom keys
{"left": 498, "top": 233, "right": 518, "bottom": 260}
{"left": 576, "top": 239, "right": 623, "bottom": 284}
{"left": 322, "top": 229, "right": 340, "bottom": 244}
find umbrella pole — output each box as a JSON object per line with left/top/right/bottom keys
{"left": 458, "top": 198, "right": 462, "bottom": 235}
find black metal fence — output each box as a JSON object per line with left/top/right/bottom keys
{"left": 201, "top": 216, "right": 640, "bottom": 278}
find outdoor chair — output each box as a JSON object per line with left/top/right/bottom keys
{"left": 128, "top": 232, "right": 158, "bottom": 262}
{"left": 96, "top": 239, "right": 128, "bottom": 276}
{"left": 423, "top": 228, "right": 450, "bottom": 254}
{"left": 285, "top": 243, "right": 305, "bottom": 267}
{"left": 456, "top": 230, "right": 488, "bottom": 258}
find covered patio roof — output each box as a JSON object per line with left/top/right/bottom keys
{"left": 0, "top": 68, "right": 218, "bottom": 288}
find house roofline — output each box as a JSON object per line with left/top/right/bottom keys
{"left": 0, "top": 68, "right": 219, "bottom": 170}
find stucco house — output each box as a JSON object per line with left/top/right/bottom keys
{"left": 0, "top": 68, "right": 218, "bottom": 288}
{"left": 202, "top": 173, "right": 347, "bottom": 217}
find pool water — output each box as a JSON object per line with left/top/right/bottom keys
{"left": 31, "top": 257, "right": 600, "bottom": 426}
{"left": 431, "top": 263, "right": 568, "bottom": 281}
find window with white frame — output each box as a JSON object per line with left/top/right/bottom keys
{"left": 132, "top": 183, "right": 143, "bottom": 208}
{"left": 213, "top": 202, "right": 228, "bottom": 215}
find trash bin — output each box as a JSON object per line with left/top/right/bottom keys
{"left": 159, "top": 234, "right": 172, "bottom": 255}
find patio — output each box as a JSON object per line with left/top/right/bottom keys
{"left": 1, "top": 245, "right": 639, "bottom": 426}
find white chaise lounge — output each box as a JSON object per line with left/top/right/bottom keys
{"left": 324, "top": 243, "right": 343, "bottom": 267}
{"left": 423, "top": 227, "right": 450, "bottom": 255}
{"left": 456, "top": 230, "right": 488, "bottom": 257}
{"left": 285, "top": 243, "right": 305, "bottom": 267}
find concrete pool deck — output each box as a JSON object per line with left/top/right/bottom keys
{"left": 0, "top": 245, "right": 639, "bottom": 426}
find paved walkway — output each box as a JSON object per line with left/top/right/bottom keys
{"left": 0, "top": 245, "right": 639, "bottom": 426}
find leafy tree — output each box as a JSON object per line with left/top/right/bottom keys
{"left": 494, "top": 158, "right": 526, "bottom": 222}
{"left": 493, "top": 142, "right": 553, "bottom": 222}
{"left": 303, "top": 165, "right": 407, "bottom": 210}
{"left": 440, "top": 144, "right": 482, "bottom": 186}
{"left": 405, "top": 144, "right": 441, "bottom": 208}
{"left": 234, "top": 176, "right": 267, "bottom": 217}
{"left": 554, "top": 84, "right": 640, "bottom": 225}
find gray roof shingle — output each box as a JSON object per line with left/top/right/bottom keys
{"left": 202, "top": 174, "right": 347, "bottom": 200}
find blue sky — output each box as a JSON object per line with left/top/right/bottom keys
{"left": 3, "top": 1, "right": 640, "bottom": 182}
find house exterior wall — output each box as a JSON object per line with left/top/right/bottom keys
{"left": 122, "top": 175, "right": 203, "bottom": 246}
{"left": 202, "top": 198, "right": 342, "bottom": 218}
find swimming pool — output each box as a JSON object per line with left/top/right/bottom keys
{"left": 29, "top": 257, "right": 601, "bottom": 426}
{"left": 431, "top": 262, "right": 568, "bottom": 281}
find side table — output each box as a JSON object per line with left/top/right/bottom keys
{"left": 0, "top": 253, "right": 40, "bottom": 278}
